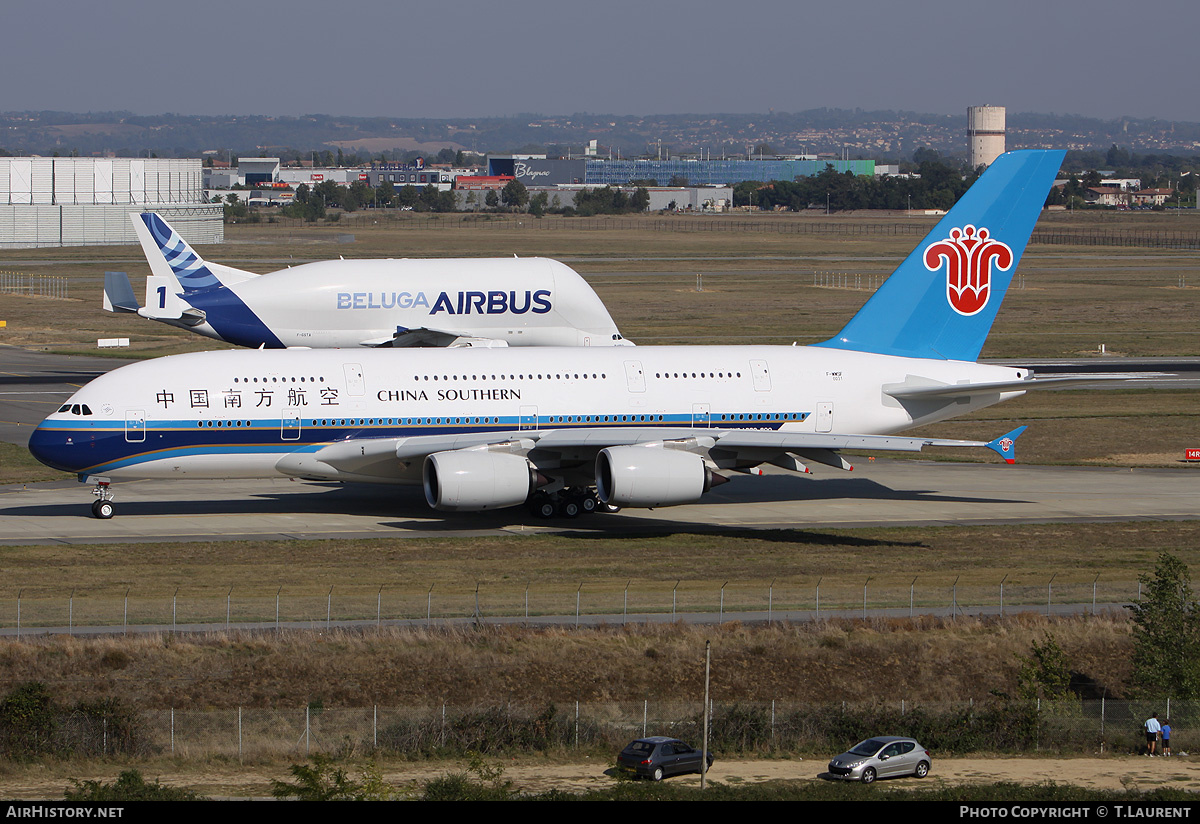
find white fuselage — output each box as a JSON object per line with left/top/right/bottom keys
{"left": 34, "top": 345, "right": 1025, "bottom": 482}
{"left": 181, "top": 257, "right": 628, "bottom": 348}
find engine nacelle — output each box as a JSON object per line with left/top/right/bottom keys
{"left": 595, "top": 446, "right": 720, "bottom": 508}
{"left": 423, "top": 450, "right": 537, "bottom": 511}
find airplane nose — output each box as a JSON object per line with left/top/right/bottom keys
{"left": 27, "top": 423, "right": 84, "bottom": 474}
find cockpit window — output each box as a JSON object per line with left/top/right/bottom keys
{"left": 58, "top": 404, "right": 71, "bottom": 413}
{"left": 71, "top": 405, "right": 81, "bottom": 415}
{"left": 81, "top": 405, "right": 93, "bottom": 416}
{"left": 57, "top": 404, "right": 94, "bottom": 416}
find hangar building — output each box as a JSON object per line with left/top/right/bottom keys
{"left": 489, "top": 155, "right": 876, "bottom": 187}
{"left": 0, "top": 157, "right": 222, "bottom": 248}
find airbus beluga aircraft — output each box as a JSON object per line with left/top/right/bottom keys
{"left": 36, "top": 151, "right": 1083, "bottom": 520}
{"left": 103, "top": 212, "right": 630, "bottom": 349}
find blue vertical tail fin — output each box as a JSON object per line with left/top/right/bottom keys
{"left": 814, "top": 150, "right": 1064, "bottom": 362}
{"left": 130, "top": 212, "right": 257, "bottom": 294}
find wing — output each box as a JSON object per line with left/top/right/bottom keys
{"left": 359, "top": 327, "right": 512, "bottom": 348}
{"left": 273, "top": 425, "right": 1028, "bottom": 489}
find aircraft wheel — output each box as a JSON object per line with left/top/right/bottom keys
{"left": 529, "top": 493, "right": 555, "bottom": 519}
{"left": 92, "top": 500, "right": 115, "bottom": 520}
{"left": 580, "top": 493, "right": 598, "bottom": 514}
{"left": 558, "top": 498, "right": 581, "bottom": 519}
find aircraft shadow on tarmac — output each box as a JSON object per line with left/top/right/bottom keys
{"left": 6, "top": 473, "right": 1028, "bottom": 529}
{"left": 0, "top": 371, "right": 112, "bottom": 387}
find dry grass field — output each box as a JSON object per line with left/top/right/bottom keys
{"left": 0, "top": 613, "right": 1136, "bottom": 707}
{"left": 1, "top": 211, "right": 1198, "bottom": 796}
{"left": 1, "top": 209, "right": 1198, "bottom": 357}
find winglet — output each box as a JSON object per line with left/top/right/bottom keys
{"left": 986, "top": 426, "right": 1027, "bottom": 464}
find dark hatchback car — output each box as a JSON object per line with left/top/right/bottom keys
{"left": 617, "top": 736, "right": 715, "bottom": 781}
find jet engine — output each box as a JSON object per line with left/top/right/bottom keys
{"left": 595, "top": 446, "right": 724, "bottom": 508}
{"left": 423, "top": 451, "right": 539, "bottom": 511}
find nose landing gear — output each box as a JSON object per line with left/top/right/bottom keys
{"left": 88, "top": 477, "right": 115, "bottom": 519}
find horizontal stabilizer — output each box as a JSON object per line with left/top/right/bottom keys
{"left": 102, "top": 271, "right": 139, "bottom": 313}
{"left": 884, "top": 375, "right": 1131, "bottom": 400}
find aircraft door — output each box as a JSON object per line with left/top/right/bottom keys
{"left": 281, "top": 412, "right": 302, "bottom": 441}
{"left": 124, "top": 410, "right": 145, "bottom": 443}
{"left": 750, "top": 359, "right": 772, "bottom": 391}
{"left": 816, "top": 402, "right": 834, "bottom": 433}
{"left": 343, "top": 363, "right": 365, "bottom": 396}
{"left": 692, "top": 403, "right": 711, "bottom": 427}
{"left": 519, "top": 406, "right": 538, "bottom": 431}
{"left": 624, "top": 361, "right": 646, "bottom": 393}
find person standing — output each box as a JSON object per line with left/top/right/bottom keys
{"left": 1162, "top": 719, "right": 1172, "bottom": 756}
{"left": 1145, "top": 713, "right": 1162, "bottom": 756}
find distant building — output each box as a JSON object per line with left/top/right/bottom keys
{"left": 489, "top": 155, "right": 874, "bottom": 187}
{"left": 968, "top": 106, "right": 1006, "bottom": 168}
{"left": 1130, "top": 188, "right": 1173, "bottom": 206}
{"left": 0, "top": 157, "right": 220, "bottom": 248}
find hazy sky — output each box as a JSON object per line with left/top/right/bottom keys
{"left": 5, "top": 0, "right": 1198, "bottom": 122}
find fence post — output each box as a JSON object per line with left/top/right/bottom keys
{"left": 238, "top": 707, "right": 242, "bottom": 763}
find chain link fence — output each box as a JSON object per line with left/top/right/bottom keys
{"left": 5, "top": 576, "right": 1144, "bottom": 635}
{"left": 0, "top": 271, "right": 69, "bottom": 299}
{"left": 257, "top": 211, "right": 1200, "bottom": 250}
{"left": 15, "top": 698, "right": 1195, "bottom": 761}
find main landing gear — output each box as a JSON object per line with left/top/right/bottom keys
{"left": 89, "top": 478, "right": 115, "bottom": 519}
{"left": 527, "top": 487, "right": 617, "bottom": 520}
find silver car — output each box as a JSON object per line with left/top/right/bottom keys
{"left": 826, "top": 736, "right": 931, "bottom": 784}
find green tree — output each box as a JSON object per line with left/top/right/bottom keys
{"left": 0, "top": 682, "right": 57, "bottom": 756}
{"left": 396, "top": 184, "right": 419, "bottom": 209}
{"left": 501, "top": 178, "right": 529, "bottom": 211}
{"left": 1129, "top": 553, "right": 1200, "bottom": 697}
{"left": 1015, "top": 634, "right": 1073, "bottom": 700}
{"left": 485, "top": 189, "right": 500, "bottom": 210}
{"left": 630, "top": 187, "right": 650, "bottom": 212}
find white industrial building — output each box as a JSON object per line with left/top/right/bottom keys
{"left": 0, "top": 157, "right": 222, "bottom": 248}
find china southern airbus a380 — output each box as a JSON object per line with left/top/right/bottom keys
{"left": 103, "top": 212, "right": 629, "bottom": 348}
{"left": 35, "top": 151, "right": 1080, "bottom": 520}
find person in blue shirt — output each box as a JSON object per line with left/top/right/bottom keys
{"left": 1161, "top": 719, "right": 1172, "bottom": 756}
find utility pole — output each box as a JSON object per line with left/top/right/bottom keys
{"left": 701, "top": 640, "right": 711, "bottom": 790}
